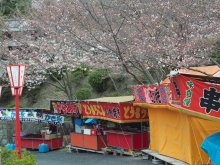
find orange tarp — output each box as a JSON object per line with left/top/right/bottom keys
{"left": 162, "top": 65, "right": 220, "bottom": 84}
{"left": 148, "top": 107, "right": 220, "bottom": 165}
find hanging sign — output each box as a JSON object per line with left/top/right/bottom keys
{"left": 50, "top": 100, "right": 81, "bottom": 117}
{"left": 0, "top": 109, "right": 64, "bottom": 125}
{"left": 176, "top": 75, "right": 220, "bottom": 118}
{"left": 80, "top": 101, "right": 148, "bottom": 123}
{"left": 133, "top": 85, "right": 171, "bottom": 105}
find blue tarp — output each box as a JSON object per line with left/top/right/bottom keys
{"left": 201, "top": 132, "right": 220, "bottom": 165}
{"left": 74, "top": 118, "right": 84, "bottom": 126}
{"left": 85, "top": 118, "right": 97, "bottom": 124}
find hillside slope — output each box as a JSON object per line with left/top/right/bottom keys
{"left": 0, "top": 73, "right": 136, "bottom": 109}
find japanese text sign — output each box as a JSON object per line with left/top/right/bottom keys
{"left": 177, "top": 75, "right": 220, "bottom": 118}
{"left": 80, "top": 102, "right": 148, "bottom": 123}
{"left": 50, "top": 100, "right": 81, "bottom": 117}
{"left": 0, "top": 108, "right": 64, "bottom": 125}
{"left": 133, "top": 85, "right": 170, "bottom": 105}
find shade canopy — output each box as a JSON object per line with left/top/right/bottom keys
{"left": 201, "top": 132, "right": 220, "bottom": 165}
{"left": 85, "top": 118, "right": 97, "bottom": 124}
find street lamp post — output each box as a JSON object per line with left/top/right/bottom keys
{"left": 6, "top": 64, "right": 26, "bottom": 159}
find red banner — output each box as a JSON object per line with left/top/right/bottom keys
{"left": 133, "top": 85, "right": 173, "bottom": 105}
{"left": 176, "top": 75, "right": 220, "bottom": 118}
{"left": 80, "top": 101, "right": 148, "bottom": 123}
{"left": 50, "top": 100, "right": 80, "bottom": 117}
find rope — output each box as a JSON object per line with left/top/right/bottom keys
{"left": 206, "top": 158, "right": 211, "bottom": 165}
{"left": 92, "top": 123, "right": 108, "bottom": 148}
{"left": 189, "top": 116, "right": 204, "bottom": 165}
{"left": 119, "top": 123, "right": 132, "bottom": 151}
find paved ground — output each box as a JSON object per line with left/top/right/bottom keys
{"left": 32, "top": 149, "right": 156, "bottom": 165}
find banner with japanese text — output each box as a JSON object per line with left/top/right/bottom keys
{"left": 176, "top": 75, "right": 220, "bottom": 119}
{"left": 0, "top": 108, "right": 64, "bottom": 125}
{"left": 80, "top": 101, "right": 148, "bottom": 123}
{"left": 50, "top": 100, "right": 81, "bottom": 117}
{"left": 133, "top": 85, "right": 178, "bottom": 107}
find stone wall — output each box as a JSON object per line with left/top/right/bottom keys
{"left": 0, "top": 121, "right": 15, "bottom": 145}
{"left": 0, "top": 121, "right": 74, "bottom": 146}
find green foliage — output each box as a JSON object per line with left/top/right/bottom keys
{"left": 88, "top": 69, "right": 110, "bottom": 92}
{"left": 28, "top": 86, "right": 41, "bottom": 96}
{"left": 55, "top": 88, "right": 63, "bottom": 92}
{"left": 75, "top": 88, "right": 92, "bottom": 100}
{"left": 6, "top": 103, "right": 24, "bottom": 108}
{"left": 27, "top": 85, "right": 41, "bottom": 103}
{"left": 108, "top": 92, "right": 119, "bottom": 97}
{"left": 50, "top": 70, "right": 62, "bottom": 80}
{"left": 0, "top": 87, "right": 12, "bottom": 102}
{"left": 71, "top": 71, "right": 85, "bottom": 84}
{"left": 64, "top": 116, "right": 72, "bottom": 121}
{"left": 1, "top": 0, "right": 32, "bottom": 16}
{"left": 71, "top": 64, "right": 90, "bottom": 84}
{"left": 1, "top": 147, "right": 36, "bottom": 165}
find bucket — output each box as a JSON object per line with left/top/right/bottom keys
{"left": 38, "top": 144, "right": 49, "bottom": 153}
{"left": 5, "top": 144, "right": 16, "bottom": 150}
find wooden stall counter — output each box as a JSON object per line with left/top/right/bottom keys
{"left": 71, "top": 132, "right": 107, "bottom": 150}
{"left": 20, "top": 134, "right": 62, "bottom": 150}
{"left": 105, "top": 130, "right": 148, "bottom": 150}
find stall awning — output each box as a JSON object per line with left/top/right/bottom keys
{"left": 201, "top": 132, "right": 220, "bottom": 165}
{"left": 80, "top": 96, "right": 148, "bottom": 123}
{"left": 133, "top": 74, "right": 220, "bottom": 122}
{"left": 84, "top": 96, "right": 134, "bottom": 103}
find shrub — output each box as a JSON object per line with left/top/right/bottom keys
{"left": 1, "top": 147, "right": 36, "bottom": 165}
{"left": 27, "top": 85, "right": 41, "bottom": 103}
{"left": 71, "top": 70, "right": 85, "bottom": 84}
{"left": 50, "top": 70, "right": 62, "bottom": 80}
{"left": 108, "top": 92, "right": 119, "bottom": 97}
{"left": 0, "top": 87, "right": 12, "bottom": 102}
{"left": 75, "top": 88, "right": 92, "bottom": 100}
{"left": 88, "top": 69, "right": 110, "bottom": 92}
{"left": 71, "top": 64, "right": 90, "bottom": 84}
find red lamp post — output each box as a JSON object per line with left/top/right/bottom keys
{"left": 6, "top": 64, "right": 26, "bottom": 159}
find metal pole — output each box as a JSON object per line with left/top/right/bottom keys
{"left": 15, "top": 88, "right": 22, "bottom": 159}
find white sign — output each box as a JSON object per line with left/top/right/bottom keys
{"left": 0, "top": 109, "right": 64, "bottom": 125}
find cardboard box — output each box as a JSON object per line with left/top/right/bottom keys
{"left": 45, "top": 134, "right": 57, "bottom": 140}
{"left": 84, "top": 129, "right": 91, "bottom": 135}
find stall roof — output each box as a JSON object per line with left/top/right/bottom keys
{"left": 83, "top": 96, "right": 134, "bottom": 103}
{"left": 162, "top": 65, "right": 220, "bottom": 84}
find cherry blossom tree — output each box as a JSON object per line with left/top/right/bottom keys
{"left": 0, "top": 13, "right": 90, "bottom": 100}
{"left": 69, "top": 0, "right": 220, "bottom": 83}
{"left": 1, "top": 0, "right": 220, "bottom": 94}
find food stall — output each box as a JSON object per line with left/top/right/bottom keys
{"left": 79, "top": 96, "right": 149, "bottom": 152}
{"left": 50, "top": 97, "right": 149, "bottom": 152}
{"left": 0, "top": 108, "right": 64, "bottom": 150}
{"left": 70, "top": 118, "right": 107, "bottom": 151}
{"left": 50, "top": 100, "right": 82, "bottom": 149}
{"left": 133, "top": 73, "right": 220, "bottom": 165}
